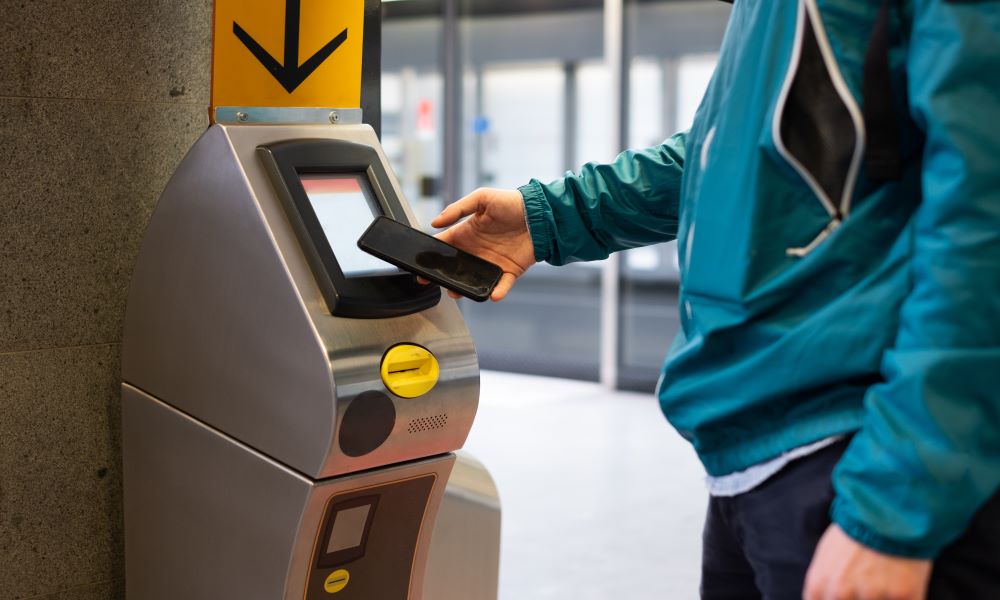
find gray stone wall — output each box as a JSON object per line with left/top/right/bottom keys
{"left": 1, "top": 2, "right": 212, "bottom": 597}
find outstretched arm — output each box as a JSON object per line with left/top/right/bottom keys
{"left": 523, "top": 132, "right": 687, "bottom": 265}
{"left": 432, "top": 132, "right": 688, "bottom": 300}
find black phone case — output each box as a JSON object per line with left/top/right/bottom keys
{"left": 358, "top": 217, "right": 503, "bottom": 302}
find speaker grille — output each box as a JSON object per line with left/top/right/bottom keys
{"left": 407, "top": 414, "right": 448, "bottom": 434}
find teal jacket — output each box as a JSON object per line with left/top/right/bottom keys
{"left": 520, "top": 0, "right": 1000, "bottom": 558}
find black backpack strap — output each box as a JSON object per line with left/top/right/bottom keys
{"left": 863, "top": 0, "right": 904, "bottom": 181}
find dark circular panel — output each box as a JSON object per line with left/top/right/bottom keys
{"left": 338, "top": 391, "right": 396, "bottom": 457}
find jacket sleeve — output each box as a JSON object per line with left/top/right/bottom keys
{"left": 831, "top": 0, "right": 1000, "bottom": 558}
{"left": 519, "top": 132, "right": 686, "bottom": 265}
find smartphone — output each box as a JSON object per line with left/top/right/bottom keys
{"left": 358, "top": 216, "right": 504, "bottom": 302}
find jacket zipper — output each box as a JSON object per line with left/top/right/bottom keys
{"left": 772, "top": 0, "right": 867, "bottom": 257}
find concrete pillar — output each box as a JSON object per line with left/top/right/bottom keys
{"left": 0, "top": 2, "right": 212, "bottom": 597}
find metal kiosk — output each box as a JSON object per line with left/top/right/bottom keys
{"left": 121, "top": 113, "right": 498, "bottom": 599}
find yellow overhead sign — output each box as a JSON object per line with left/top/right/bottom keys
{"left": 212, "top": 0, "right": 364, "bottom": 110}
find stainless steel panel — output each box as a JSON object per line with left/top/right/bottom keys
{"left": 122, "top": 123, "right": 479, "bottom": 478}
{"left": 123, "top": 383, "right": 312, "bottom": 600}
{"left": 122, "top": 125, "right": 337, "bottom": 475}
{"left": 123, "top": 384, "right": 455, "bottom": 600}
{"left": 423, "top": 452, "right": 501, "bottom": 600}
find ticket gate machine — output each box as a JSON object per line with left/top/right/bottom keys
{"left": 121, "top": 119, "right": 498, "bottom": 599}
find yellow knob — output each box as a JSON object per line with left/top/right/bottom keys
{"left": 380, "top": 344, "right": 440, "bottom": 398}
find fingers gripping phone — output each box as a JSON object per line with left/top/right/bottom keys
{"left": 358, "top": 216, "right": 504, "bottom": 302}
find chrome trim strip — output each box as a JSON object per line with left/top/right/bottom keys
{"left": 215, "top": 107, "right": 364, "bottom": 125}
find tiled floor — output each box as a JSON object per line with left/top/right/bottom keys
{"left": 463, "top": 371, "right": 708, "bottom": 600}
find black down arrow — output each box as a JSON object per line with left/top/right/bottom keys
{"left": 233, "top": 0, "right": 348, "bottom": 93}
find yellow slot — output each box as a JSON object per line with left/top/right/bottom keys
{"left": 380, "top": 344, "right": 440, "bottom": 398}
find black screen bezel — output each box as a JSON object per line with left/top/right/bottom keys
{"left": 316, "top": 494, "right": 380, "bottom": 569}
{"left": 258, "top": 138, "right": 440, "bottom": 319}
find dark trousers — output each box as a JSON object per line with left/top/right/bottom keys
{"left": 701, "top": 438, "right": 1000, "bottom": 600}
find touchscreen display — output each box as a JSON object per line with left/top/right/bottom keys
{"left": 300, "top": 174, "right": 398, "bottom": 277}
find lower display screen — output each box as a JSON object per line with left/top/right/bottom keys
{"left": 326, "top": 503, "right": 373, "bottom": 554}
{"left": 299, "top": 173, "right": 398, "bottom": 278}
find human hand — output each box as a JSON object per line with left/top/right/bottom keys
{"left": 804, "top": 524, "right": 932, "bottom": 600}
{"left": 431, "top": 187, "right": 536, "bottom": 301}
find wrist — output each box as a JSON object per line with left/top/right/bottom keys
{"left": 518, "top": 181, "right": 551, "bottom": 263}
{"left": 831, "top": 496, "right": 940, "bottom": 559}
